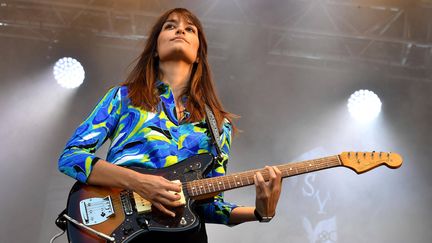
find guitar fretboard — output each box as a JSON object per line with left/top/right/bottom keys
{"left": 185, "top": 155, "right": 341, "bottom": 198}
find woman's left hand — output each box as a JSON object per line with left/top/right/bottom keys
{"left": 254, "top": 166, "right": 282, "bottom": 219}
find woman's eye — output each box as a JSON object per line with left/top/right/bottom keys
{"left": 164, "top": 24, "right": 175, "bottom": 30}
{"left": 186, "top": 27, "right": 196, "bottom": 33}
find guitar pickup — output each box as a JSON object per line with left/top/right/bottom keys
{"left": 133, "top": 192, "right": 152, "bottom": 214}
{"left": 121, "top": 191, "right": 134, "bottom": 216}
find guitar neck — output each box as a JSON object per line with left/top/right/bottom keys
{"left": 186, "top": 155, "right": 341, "bottom": 199}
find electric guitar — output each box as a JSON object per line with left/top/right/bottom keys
{"left": 64, "top": 151, "right": 402, "bottom": 242}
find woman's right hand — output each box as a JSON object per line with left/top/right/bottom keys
{"left": 129, "top": 173, "right": 184, "bottom": 217}
{"left": 87, "top": 160, "right": 184, "bottom": 217}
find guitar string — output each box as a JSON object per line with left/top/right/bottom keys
{"left": 80, "top": 157, "right": 342, "bottom": 211}
{"left": 79, "top": 153, "right": 389, "bottom": 214}
{"left": 185, "top": 157, "right": 341, "bottom": 196}
{"left": 89, "top": 156, "right": 339, "bottom": 209}
{"left": 185, "top": 156, "right": 339, "bottom": 186}
{"left": 185, "top": 157, "right": 340, "bottom": 193}
{"left": 131, "top": 151, "right": 389, "bottom": 197}
{"left": 188, "top": 157, "right": 340, "bottom": 186}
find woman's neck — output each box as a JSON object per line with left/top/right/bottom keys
{"left": 158, "top": 61, "right": 193, "bottom": 101}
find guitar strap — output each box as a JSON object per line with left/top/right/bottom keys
{"left": 204, "top": 105, "right": 224, "bottom": 163}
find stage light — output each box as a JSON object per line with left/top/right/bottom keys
{"left": 347, "top": 89, "right": 382, "bottom": 122}
{"left": 53, "top": 57, "right": 85, "bottom": 89}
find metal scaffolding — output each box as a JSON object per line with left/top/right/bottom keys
{"left": 1, "top": 0, "right": 431, "bottom": 80}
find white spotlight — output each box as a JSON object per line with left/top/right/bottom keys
{"left": 347, "top": 89, "right": 382, "bottom": 122}
{"left": 53, "top": 57, "right": 85, "bottom": 89}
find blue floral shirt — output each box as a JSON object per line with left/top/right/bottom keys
{"left": 58, "top": 83, "right": 237, "bottom": 224}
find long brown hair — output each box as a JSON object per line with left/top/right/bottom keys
{"left": 122, "top": 8, "right": 237, "bottom": 132}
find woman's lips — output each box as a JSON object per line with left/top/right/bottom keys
{"left": 171, "top": 37, "right": 189, "bottom": 43}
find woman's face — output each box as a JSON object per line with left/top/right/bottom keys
{"left": 157, "top": 13, "right": 199, "bottom": 64}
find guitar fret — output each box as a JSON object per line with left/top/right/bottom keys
{"left": 190, "top": 181, "right": 197, "bottom": 196}
{"left": 235, "top": 175, "right": 242, "bottom": 187}
{"left": 210, "top": 181, "right": 215, "bottom": 193}
{"left": 195, "top": 182, "right": 200, "bottom": 194}
{"left": 211, "top": 181, "right": 216, "bottom": 193}
{"left": 197, "top": 183, "right": 202, "bottom": 195}
{"left": 189, "top": 181, "right": 194, "bottom": 196}
{"left": 212, "top": 181, "right": 217, "bottom": 192}
{"left": 206, "top": 182, "right": 211, "bottom": 193}
{"left": 189, "top": 186, "right": 194, "bottom": 196}
{"left": 191, "top": 182, "right": 196, "bottom": 196}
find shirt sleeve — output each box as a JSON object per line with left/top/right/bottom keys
{"left": 58, "top": 87, "right": 122, "bottom": 183}
{"left": 197, "top": 119, "right": 239, "bottom": 225}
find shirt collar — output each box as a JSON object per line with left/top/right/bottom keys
{"left": 156, "top": 80, "right": 189, "bottom": 103}
{"left": 156, "top": 80, "right": 169, "bottom": 95}
{"left": 156, "top": 80, "right": 190, "bottom": 120}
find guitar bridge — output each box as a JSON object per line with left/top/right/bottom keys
{"left": 79, "top": 196, "right": 114, "bottom": 226}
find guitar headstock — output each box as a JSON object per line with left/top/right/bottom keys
{"left": 339, "top": 152, "right": 403, "bottom": 174}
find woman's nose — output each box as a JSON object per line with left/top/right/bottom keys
{"left": 176, "top": 27, "right": 185, "bottom": 35}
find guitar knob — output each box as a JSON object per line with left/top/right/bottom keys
{"left": 122, "top": 224, "right": 133, "bottom": 235}
{"left": 136, "top": 217, "right": 149, "bottom": 229}
{"left": 180, "top": 217, "right": 187, "bottom": 226}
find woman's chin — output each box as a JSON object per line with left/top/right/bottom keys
{"left": 159, "top": 55, "right": 196, "bottom": 65}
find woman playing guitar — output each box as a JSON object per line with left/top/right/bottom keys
{"left": 59, "top": 7, "right": 283, "bottom": 243}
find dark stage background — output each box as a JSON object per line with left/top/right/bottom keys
{"left": 0, "top": 0, "right": 431, "bottom": 242}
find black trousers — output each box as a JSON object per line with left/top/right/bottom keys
{"left": 130, "top": 220, "right": 207, "bottom": 243}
